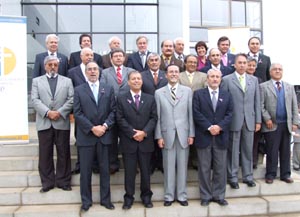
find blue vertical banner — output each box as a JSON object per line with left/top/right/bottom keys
{"left": 0, "top": 16, "right": 29, "bottom": 144}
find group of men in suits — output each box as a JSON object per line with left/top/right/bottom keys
{"left": 31, "top": 33, "right": 299, "bottom": 210}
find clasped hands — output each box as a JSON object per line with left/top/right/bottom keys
{"left": 47, "top": 110, "right": 61, "bottom": 121}
{"left": 91, "top": 125, "right": 107, "bottom": 137}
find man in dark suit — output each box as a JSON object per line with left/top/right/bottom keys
{"left": 102, "top": 36, "right": 128, "bottom": 69}
{"left": 260, "top": 63, "right": 299, "bottom": 184}
{"left": 69, "top": 34, "right": 103, "bottom": 69}
{"left": 193, "top": 69, "right": 233, "bottom": 207}
{"left": 201, "top": 48, "right": 232, "bottom": 77}
{"left": 173, "top": 37, "right": 185, "bottom": 62}
{"left": 141, "top": 52, "right": 168, "bottom": 173}
{"left": 73, "top": 61, "right": 116, "bottom": 212}
{"left": 32, "top": 34, "right": 68, "bottom": 78}
{"left": 247, "top": 36, "right": 271, "bottom": 82}
{"left": 101, "top": 48, "right": 135, "bottom": 174}
{"left": 68, "top": 47, "right": 99, "bottom": 175}
{"left": 217, "top": 36, "right": 235, "bottom": 73}
{"left": 31, "top": 55, "right": 73, "bottom": 193}
{"left": 117, "top": 71, "right": 157, "bottom": 210}
{"left": 127, "top": 36, "right": 151, "bottom": 72}
{"left": 159, "top": 39, "right": 184, "bottom": 72}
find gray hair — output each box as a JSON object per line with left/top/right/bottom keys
{"left": 43, "top": 55, "right": 59, "bottom": 66}
{"left": 207, "top": 68, "right": 222, "bottom": 77}
{"left": 136, "top": 35, "right": 148, "bottom": 44}
{"left": 146, "top": 52, "right": 160, "bottom": 62}
{"left": 108, "top": 36, "right": 121, "bottom": 45}
{"left": 80, "top": 47, "right": 93, "bottom": 56}
{"left": 127, "top": 70, "right": 141, "bottom": 80}
{"left": 270, "top": 63, "right": 283, "bottom": 71}
{"left": 45, "top": 34, "right": 59, "bottom": 43}
{"left": 173, "top": 37, "right": 184, "bottom": 44}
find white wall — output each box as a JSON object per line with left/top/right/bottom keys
{"left": 263, "top": 0, "right": 300, "bottom": 85}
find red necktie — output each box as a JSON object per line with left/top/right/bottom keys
{"left": 153, "top": 71, "right": 158, "bottom": 85}
{"left": 117, "top": 67, "right": 122, "bottom": 85}
{"left": 276, "top": 81, "right": 281, "bottom": 91}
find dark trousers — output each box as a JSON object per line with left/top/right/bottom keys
{"left": 150, "top": 140, "right": 163, "bottom": 171}
{"left": 109, "top": 126, "right": 120, "bottom": 170}
{"left": 123, "top": 151, "right": 153, "bottom": 204}
{"left": 264, "top": 123, "right": 291, "bottom": 179}
{"left": 252, "top": 131, "right": 262, "bottom": 167}
{"left": 79, "top": 142, "right": 111, "bottom": 206}
{"left": 37, "top": 127, "right": 71, "bottom": 189}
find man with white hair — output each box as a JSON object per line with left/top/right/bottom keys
{"left": 102, "top": 36, "right": 128, "bottom": 69}
{"left": 33, "top": 34, "right": 69, "bottom": 78}
{"left": 174, "top": 37, "right": 185, "bottom": 62}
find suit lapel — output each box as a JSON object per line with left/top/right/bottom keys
{"left": 135, "top": 52, "right": 143, "bottom": 68}
{"left": 125, "top": 92, "right": 137, "bottom": 111}
{"left": 231, "top": 74, "right": 244, "bottom": 92}
{"left": 174, "top": 85, "right": 183, "bottom": 106}
{"left": 267, "top": 80, "right": 277, "bottom": 97}
{"left": 54, "top": 75, "right": 62, "bottom": 97}
{"left": 157, "top": 70, "right": 165, "bottom": 86}
{"left": 41, "top": 76, "right": 52, "bottom": 97}
{"left": 204, "top": 88, "right": 214, "bottom": 112}
{"left": 163, "top": 86, "right": 174, "bottom": 105}
{"left": 84, "top": 83, "right": 97, "bottom": 105}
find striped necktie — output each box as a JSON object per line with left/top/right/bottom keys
{"left": 171, "top": 87, "right": 176, "bottom": 101}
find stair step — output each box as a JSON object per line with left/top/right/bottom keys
{"left": 2, "top": 196, "right": 300, "bottom": 217}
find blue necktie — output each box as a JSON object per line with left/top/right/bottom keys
{"left": 92, "top": 83, "right": 98, "bottom": 104}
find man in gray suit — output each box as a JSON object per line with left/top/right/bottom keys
{"left": 31, "top": 55, "right": 74, "bottom": 193}
{"left": 260, "top": 63, "right": 299, "bottom": 184}
{"left": 101, "top": 48, "right": 135, "bottom": 173}
{"left": 179, "top": 54, "right": 207, "bottom": 169}
{"left": 222, "top": 53, "right": 261, "bottom": 189}
{"left": 155, "top": 64, "right": 195, "bottom": 207}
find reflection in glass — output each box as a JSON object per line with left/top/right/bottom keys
{"left": 58, "top": 5, "right": 90, "bottom": 32}
{"left": 93, "top": 34, "right": 125, "bottom": 55}
{"left": 23, "top": 5, "right": 56, "bottom": 33}
{"left": 93, "top": 6, "right": 124, "bottom": 32}
{"left": 126, "top": 34, "right": 158, "bottom": 53}
{"left": 246, "top": 2, "right": 261, "bottom": 28}
{"left": 58, "top": 34, "right": 82, "bottom": 57}
{"left": 232, "top": 1, "right": 245, "bottom": 27}
{"left": 189, "top": 0, "right": 201, "bottom": 26}
{"left": 190, "top": 28, "right": 208, "bottom": 43}
{"left": 126, "top": 6, "right": 157, "bottom": 32}
{"left": 202, "top": 0, "right": 229, "bottom": 26}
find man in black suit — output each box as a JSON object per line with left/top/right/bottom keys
{"left": 68, "top": 47, "right": 99, "bottom": 175}
{"left": 32, "top": 34, "right": 68, "bottom": 78}
{"left": 159, "top": 39, "right": 184, "bottom": 72}
{"left": 193, "top": 69, "right": 233, "bottom": 207}
{"left": 141, "top": 52, "right": 168, "bottom": 173}
{"left": 201, "top": 48, "right": 232, "bottom": 77}
{"left": 127, "top": 36, "right": 151, "bottom": 72}
{"left": 117, "top": 71, "right": 157, "bottom": 210}
{"left": 247, "top": 36, "right": 271, "bottom": 82}
{"left": 69, "top": 34, "right": 103, "bottom": 69}
{"left": 73, "top": 61, "right": 116, "bottom": 212}
{"left": 217, "top": 36, "right": 235, "bottom": 73}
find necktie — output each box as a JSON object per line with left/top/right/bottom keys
{"left": 117, "top": 67, "right": 122, "bottom": 85}
{"left": 164, "top": 57, "right": 169, "bottom": 67}
{"left": 188, "top": 73, "right": 193, "bottom": 83}
{"left": 221, "top": 54, "right": 227, "bottom": 66}
{"left": 171, "top": 87, "right": 176, "bottom": 101}
{"left": 153, "top": 71, "right": 158, "bottom": 85}
{"left": 178, "top": 55, "right": 183, "bottom": 61}
{"left": 134, "top": 94, "right": 140, "bottom": 109}
{"left": 253, "top": 54, "right": 258, "bottom": 62}
{"left": 239, "top": 76, "right": 245, "bottom": 92}
{"left": 211, "top": 90, "right": 217, "bottom": 112}
{"left": 92, "top": 83, "right": 98, "bottom": 104}
{"left": 50, "top": 53, "right": 54, "bottom": 56}
{"left": 276, "top": 81, "right": 281, "bottom": 91}
{"left": 140, "top": 53, "right": 146, "bottom": 68}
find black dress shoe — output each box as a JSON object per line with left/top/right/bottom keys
{"left": 281, "top": 177, "right": 294, "bottom": 183}
{"left": 265, "top": 178, "right": 273, "bottom": 184}
{"left": 177, "top": 200, "right": 188, "bottom": 206}
{"left": 253, "top": 165, "right": 258, "bottom": 169}
{"left": 58, "top": 185, "right": 72, "bottom": 191}
{"left": 228, "top": 182, "right": 239, "bottom": 189}
{"left": 39, "top": 186, "right": 54, "bottom": 193}
{"left": 80, "top": 204, "right": 91, "bottom": 212}
{"left": 163, "top": 200, "right": 174, "bottom": 206}
{"left": 110, "top": 168, "right": 119, "bottom": 175}
{"left": 213, "top": 199, "right": 228, "bottom": 206}
{"left": 101, "top": 202, "right": 115, "bottom": 210}
{"left": 243, "top": 180, "right": 256, "bottom": 187}
{"left": 293, "top": 167, "right": 300, "bottom": 171}
{"left": 71, "top": 168, "right": 80, "bottom": 175}
{"left": 200, "top": 200, "right": 210, "bottom": 206}
{"left": 143, "top": 201, "right": 153, "bottom": 208}
{"left": 122, "top": 203, "right": 132, "bottom": 210}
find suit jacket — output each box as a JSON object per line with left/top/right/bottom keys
{"left": 221, "top": 73, "right": 261, "bottom": 131}
{"left": 68, "top": 51, "right": 103, "bottom": 69}
{"left": 67, "top": 65, "right": 86, "bottom": 87}
{"left": 193, "top": 88, "right": 233, "bottom": 149}
{"left": 102, "top": 53, "right": 128, "bottom": 69}
{"left": 248, "top": 53, "right": 271, "bottom": 82}
{"left": 32, "top": 52, "right": 69, "bottom": 78}
{"left": 73, "top": 82, "right": 116, "bottom": 146}
{"left": 155, "top": 84, "right": 195, "bottom": 148}
{"left": 159, "top": 55, "right": 184, "bottom": 72}
{"left": 260, "top": 80, "right": 299, "bottom": 133}
{"left": 127, "top": 51, "right": 150, "bottom": 72}
{"left": 179, "top": 71, "right": 207, "bottom": 92}
{"left": 201, "top": 64, "right": 232, "bottom": 77}
{"left": 221, "top": 53, "right": 236, "bottom": 73}
{"left": 31, "top": 75, "right": 74, "bottom": 131}
{"left": 141, "top": 70, "right": 168, "bottom": 95}
{"left": 100, "top": 66, "right": 135, "bottom": 97}
{"left": 117, "top": 91, "right": 157, "bottom": 153}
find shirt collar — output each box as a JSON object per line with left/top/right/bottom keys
{"left": 48, "top": 51, "right": 57, "bottom": 56}
{"left": 208, "top": 86, "right": 219, "bottom": 94}
{"left": 130, "top": 90, "right": 142, "bottom": 99}
{"left": 87, "top": 80, "right": 99, "bottom": 88}
{"left": 168, "top": 83, "right": 178, "bottom": 91}
{"left": 46, "top": 73, "right": 58, "bottom": 78}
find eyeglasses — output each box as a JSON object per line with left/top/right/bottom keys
{"left": 47, "top": 63, "right": 58, "bottom": 67}
{"left": 86, "top": 67, "right": 98, "bottom": 71}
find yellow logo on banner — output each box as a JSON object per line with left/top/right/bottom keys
{"left": 3, "top": 47, "right": 16, "bottom": 75}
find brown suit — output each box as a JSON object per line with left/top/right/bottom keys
{"left": 160, "top": 54, "right": 184, "bottom": 72}
{"left": 179, "top": 71, "right": 207, "bottom": 92}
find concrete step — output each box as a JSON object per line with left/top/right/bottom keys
{"left": 2, "top": 196, "right": 300, "bottom": 217}
{"left": 0, "top": 166, "right": 272, "bottom": 188}
{"left": 2, "top": 177, "right": 300, "bottom": 206}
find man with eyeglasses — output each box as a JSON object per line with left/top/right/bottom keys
{"left": 31, "top": 55, "right": 74, "bottom": 194}
{"left": 74, "top": 61, "right": 116, "bottom": 212}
